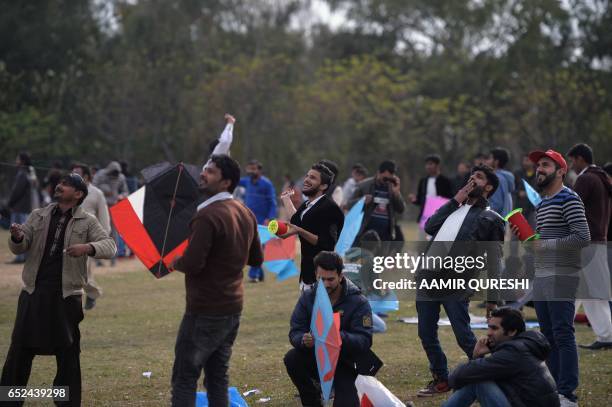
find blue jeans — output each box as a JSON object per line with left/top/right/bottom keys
{"left": 10, "top": 212, "right": 29, "bottom": 262}
{"left": 116, "top": 233, "right": 126, "bottom": 257}
{"left": 443, "top": 381, "right": 511, "bottom": 407}
{"left": 534, "top": 300, "right": 578, "bottom": 402}
{"left": 248, "top": 266, "right": 264, "bottom": 281}
{"left": 171, "top": 313, "right": 240, "bottom": 407}
{"left": 416, "top": 300, "right": 477, "bottom": 380}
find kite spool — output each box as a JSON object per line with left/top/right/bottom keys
{"left": 268, "top": 219, "right": 288, "bottom": 235}
{"left": 505, "top": 208, "right": 538, "bottom": 242}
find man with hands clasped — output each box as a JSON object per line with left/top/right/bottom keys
{"left": 445, "top": 307, "right": 559, "bottom": 407}
{"left": 1, "top": 173, "right": 116, "bottom": 406}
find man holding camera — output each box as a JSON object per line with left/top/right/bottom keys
{"left": 347, "top": 160, "right": 406, "bottom": 243}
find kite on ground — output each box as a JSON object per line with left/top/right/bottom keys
{"left": 355, "top": 375, "right": 405, "bottom": 407}
{"left": 110, "top": 162, "right": 202, "bottom": 278}
{"left": 311, "top": 279, "right": 342, "bottom": 403}
{"left": 196, "top": 387, "right": 248, "bottom": 407}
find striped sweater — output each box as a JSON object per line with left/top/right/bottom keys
{"left": 534, "top": 186, "right": 590, "bottom": 275}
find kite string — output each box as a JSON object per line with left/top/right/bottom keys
{"left": 157, "top": 163, "right": 184, "bottom": 275}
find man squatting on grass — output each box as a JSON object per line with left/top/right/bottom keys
{"left": 284, "top": 251, "right": 377, "bottom": 407}
{"left": 1, "top": 173, "right": 116, "bottom": 407}
{"left": 444, "top": 307, "right": 560, "bottom": 407}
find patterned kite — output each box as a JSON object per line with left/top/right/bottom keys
{"left": 310, "top": 279, "right": 342, "bottom": 403}
{"left": 110, "top": 162, "right": 202, "bottom": 278}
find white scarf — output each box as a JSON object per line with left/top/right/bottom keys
{"left": 197, "top": 192, "right": 233, "bottom": 211}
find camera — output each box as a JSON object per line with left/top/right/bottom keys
{"left": 382, "top": 176, "right": 397, "bottom": 186}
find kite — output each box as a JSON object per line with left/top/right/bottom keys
{"left": 335, "top": 197, "right": 365, "bottom": 257}
{"left": 355, "top": 375, "right": 405, "bottom": 407}
{"left": 419, "top": 196, "right": 450, "bottom": 230}
{"left": 523, "top": 178, "right": 542, "bottom": 207}
{"left": 196, "top": 387, "right": 248, "bottom": 407}
{"left": 311, "top": 279, "right": 342, "bottom": 403}
{"left": 257, "top": 225, "right": 299, "bottom": 280}
{"left": 110, "top": 162, "right": 202, "bottom": 278}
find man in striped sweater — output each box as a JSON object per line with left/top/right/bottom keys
{"left": 512, "top": 149, "right": 590, "bottom": 407}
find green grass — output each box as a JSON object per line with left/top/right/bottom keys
{"left": 0, "top": 228, "right": 610, "bottom": 406}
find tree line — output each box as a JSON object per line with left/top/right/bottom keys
{"left": 1, "top": 0, "right": 611, "bottom": 191}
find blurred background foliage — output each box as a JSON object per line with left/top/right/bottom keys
{"left": 1, "top": 0, "right": 611, "bottom": 187}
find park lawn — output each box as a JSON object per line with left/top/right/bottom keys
{"left": 0, "top": 228, "right": 610, "bottom": 406}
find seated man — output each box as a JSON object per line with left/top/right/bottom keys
{"left": 444, "top": 307, "right": 559, "bottom": 407}
{"left": 284, "top": 251, "right": 376, "bottom": 407}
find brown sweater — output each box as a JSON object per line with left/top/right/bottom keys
{"left": 174, "top": 199, "right": 263, "bottom": 315}
{"left": 573, "top": 166, "right": 612, "bottom": 242}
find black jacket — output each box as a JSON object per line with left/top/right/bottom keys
{"left": 417, "top": 197, "right": 505, "bottom": 300}
{"left": 413, "top": 174, "right": 454, "bottom": 221}
{"left": 289, "top": 278, "right": 375, "bottom": 370}
{"left": 449, "top": 331, "right": 560, "bottom": 407}
{"left": 8, "top": 167, "right": 32, "bottom": 214}
{"left": 347, "top": 177, "right": 406, "bottom": 241}
{"left": 291, "top": 195, "right": 344, "bottom": 284}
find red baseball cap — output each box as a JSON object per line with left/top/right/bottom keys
{"left": 528, "top": 149, "right": 567, "bottom": 172}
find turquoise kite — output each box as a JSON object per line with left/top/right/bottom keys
{"left": 257, "top": 225, "right": 299, "bottom": 281}
{"left": 335, "top": 197, "right": 365, "bottom": 257}
{"left": 310, "top": 279, "right": 342, "bottom": 403}
{"left": 523, "top": 179, "right": 542, "bottom": 207}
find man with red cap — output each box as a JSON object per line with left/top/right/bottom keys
{"left": 511, "top": 149, "right": 590, "bottom": 407}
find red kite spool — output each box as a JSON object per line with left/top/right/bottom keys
{"left": 268, "top": 219, "right": 288, "bottom": 235}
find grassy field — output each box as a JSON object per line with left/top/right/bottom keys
{"left": 0, "top": 227, "right": 610, "bottom": 406}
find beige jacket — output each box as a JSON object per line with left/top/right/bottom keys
{"left": 8, "top": 203, "right": 117, "bottom": 298}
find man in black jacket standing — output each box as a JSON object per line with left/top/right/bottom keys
{"left": 445, "top": 307, "right": 559, "bottom": 407}
{"left": 280, "top": 163, "right": 344, "bottom": 287}
{"left": 416, "top": 164, "right": 505, "bottom": 397}
{"left": 284, "top": 251, "right": 374, "bottom": 407}
{"left": 409, "top": 154, "right": 454, "bottom": 239}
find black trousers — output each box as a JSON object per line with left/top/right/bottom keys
{"left": 1, "top": 334, "right": 81, "bottom": 407}
{"left": 284, "top": 348, "right": 359, "bottom": 407}
{"left": 1, "top": 290, "right": 82, "bottom": 407}
{"left": 171, "top": 313, "right": 241, "bottom": 407}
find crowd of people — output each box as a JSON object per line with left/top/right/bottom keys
{"left": 1, "top": 154, "right": 141, "bottom": 310}
{"left": 1, "top": 113, "right": 610, "bottom": 407}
